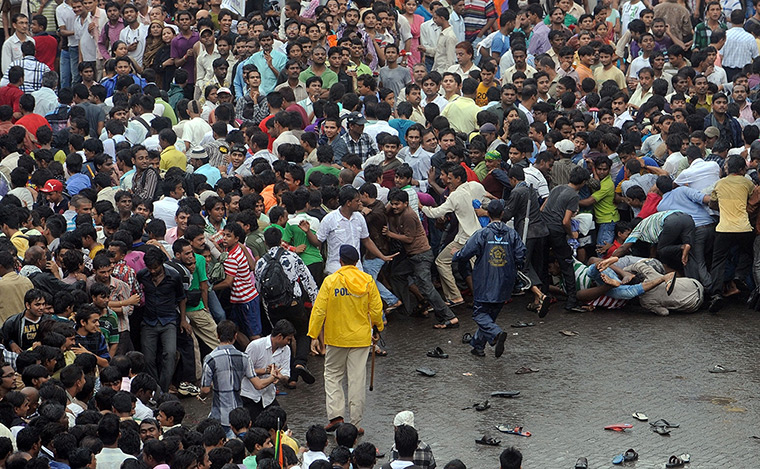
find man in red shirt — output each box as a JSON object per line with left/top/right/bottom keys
{"left": 31, "top": 15, "right": 57, "bottom": 71}
{"left": 15, "top": 94, "right": 50, "bottom": 135}
{"left": 212, "top": 222, "right": 261, "bottom": 345}
{"left": 0, "top": 66, "right": 23, "bottom": 118}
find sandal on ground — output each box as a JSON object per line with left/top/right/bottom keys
{"left": 426, "top": 346, "right": 449, "bottom": 359}
{"left": 665, "top": 455, "right": 686, "bottom": 467}
{"left": 462, "top": 332, "right": 474, "bottom": 344}
{"left": 475, "top": 436, "right": 500, "bottom": 446}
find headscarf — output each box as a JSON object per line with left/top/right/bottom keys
{"left": 142, "top": 21, "right": 166, "bottom": 69}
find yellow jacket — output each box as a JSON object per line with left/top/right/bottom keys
{"left": 308, "top": 265, "right": 384, "bottom": 347}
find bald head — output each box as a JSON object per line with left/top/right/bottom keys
{"left": 23, "top": 246, "right": 46, "bottom": 268}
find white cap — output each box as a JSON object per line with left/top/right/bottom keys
{"left": 393, "top": 410, "right": 415, "bottom": 428}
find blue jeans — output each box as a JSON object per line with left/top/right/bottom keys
{"left": 587, "top": 264, "right": 645, "bottom": 300}
{"left": 60, "top": 49, "right": 72, "bottom": 88}
{"left": 424, "top": 55, "right": 434, "bottom": 72}
{"left": 69, "top": 46, "right": 81, "bottom": 85}
{"left": 230, "top": 298, "right": 262, "bottom": 337}
{"left": 141, "top": 321, "right": 177, "bottom": 392}
{"left": 596, "top": 222, "right": 616, "bottom": 249}
{"left": 207, "top": 290, "right": 226, "bottom": 323}
{"left": 469, "top": 301, "right": 503, "bottom": 351}
{"left": 362, "top": 257, "right": 399, "bottom": 305}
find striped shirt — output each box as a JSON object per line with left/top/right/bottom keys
{"left": 463, "top": 0, "right": 497, "bottom": 42}
{"left": 721, "top": 26, "right": 759, "bottom": 68}
{"left": 570, "top": 260, "right": 625, "bottom": 309}
{"left": 624, "top": 210, "right": 677, "bottom": 244}
{"left": 224, "top": 244, "right": 258, "bottom": 303}
{"left": 201, "top": 344, "right": 255, "bottom": 426}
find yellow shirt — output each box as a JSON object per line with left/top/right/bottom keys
{"left": 10, "top": 231, "right": 28, "bottom": 259}
{"left": 712, "top": 174, "right": 755, "bottom": 233}
{"left": 440, "top": 96, "right": 481, "bottom": 135}
{"left": 593, "top": 65, "right": 627, "bottom": 91}
{"left": 475, "top": 82, "right": 497, "bottom": 106}
{"left": 159, "top": 145, "right": 187, "bottom": 171}
{"left": 89, "top": 244, "right": 105, "bottom": 259}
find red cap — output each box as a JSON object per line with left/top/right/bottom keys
{"left": 40, "top": 179, "right": 63, "bottom": 193}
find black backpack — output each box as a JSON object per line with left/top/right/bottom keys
{"left": 259, "top": 248, "right": 295, "bottom": 309}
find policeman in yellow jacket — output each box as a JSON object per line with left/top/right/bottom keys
{"left": 308, "top": 244, "right": 384, "bottom": 434}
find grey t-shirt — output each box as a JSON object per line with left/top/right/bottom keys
{"left": 378, "top": 65, "right": 411, "bottom": 101}
{"left": 541, "top": 185, "right": 579, "bottom": 232}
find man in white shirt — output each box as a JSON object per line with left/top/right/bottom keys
{"left": 271, "top": 111, "right": 300, "bottom": 158}
{"left": 32, "top": 71, "right": 59, "bottom": 116}
{"left": 419, "top": 12, "right": 441, "bottom": 72}
{"left": 364, "top": 102, "right": 398, "bottom": 142}
{"left": 56, "top": 0, "right": 78, "bottom": 87}
{"left": 612, "top": 92, "right": 633, "bottom": 129}
{"left": 1, "top": 13, "right": 33, "bottom": 77}
{"left": 420, "top": 73, "right": 449, "bottom": 112}
{"left": 96, "top": 414, "right": 137, "bottom": 467}
{"left": 79, "top": 0, "right": 107, "bottom": 66}
{"left": 449, "top": 0, "right": 465, "bottom": 42}
{"left": 118, "top": 3, "right": 149, "bottom": 67}
{"left": 241, "top": 320, "right": 294, "bottom": 420}
{"left": 152, "top": 178, "right": 183, "bottom": 229}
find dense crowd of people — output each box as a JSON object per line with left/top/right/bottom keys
{"left": 0, "top": 0, "right": 756, "bottom": 465}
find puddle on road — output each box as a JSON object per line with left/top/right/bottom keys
{"left": 693, "top": 395, "right": 747, "bottom": 412}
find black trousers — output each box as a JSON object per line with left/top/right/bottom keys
{"left": 266, "top": 302, "right": 309, "bottom": 373}
{"left": 242, "top": 396, "right": 280, "bottom": 422}
{"left": 541, "top": 231, "right": 578, "bottom": 307}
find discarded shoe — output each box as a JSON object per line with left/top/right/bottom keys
{"left": 490, "top": 391, "right": 520, "bottom": 398}
{"left": 495, "top": 425, "right": 531, "bottom": 437}
{"left": 426, "top": 347, "right": 449, "bottom": 359}
{"left": 415, "top": 367, "right": 436, "bottom": 377}
{"left": 709, "top": 364, "right": 737, "bottom": 373}
{"left": 574, "top": 457, "right": 588, "bottom": 469}
{"left": 475, "top": 436, "right": 500, "bottom": 446}
{"left": 515, "top": 366, "right": 539, "bottom": 374}
{"left": 631, "top": 412, "right": 648, "bottom": 421}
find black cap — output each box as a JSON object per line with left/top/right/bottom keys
{"left": 339, "top": 245, "right": 360, "bottom": 264}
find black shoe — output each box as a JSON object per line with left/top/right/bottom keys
{"left": 471, "top": 348, "right": 485, "bottom": 357}
{"left": 708, "top": 294, "right": 724, "bottom": 313}
{"left": 494, "top": 332, "right": 507, "bottom": 358}
{"left": 296, "top": 365, "right": 316, "bottom": 384}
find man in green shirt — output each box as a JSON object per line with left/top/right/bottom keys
{"left": 282, "top": 187, "right": 324, "bottom": 286}
{"left": 305, "top": 146, "right": 341, "bottom": 185}
{"left": 580, "top": 154, "right": 620, "bottom": 253}
{"left": 173, "top": 238, "right": 219, "bottom": 351}
{"left": 299, "top": 45, "right": 338, "bottom": 97}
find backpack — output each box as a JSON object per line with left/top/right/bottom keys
{"left": 259, "top": 248, "right": 295, "bottom": 308}
{"left": 167, "top": 260, "right": 202, "bottom": 308}
{"left": 207, "top": 252, "right": 228, "bottom": 285}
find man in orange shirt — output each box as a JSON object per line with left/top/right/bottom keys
{"left": 576, "top": 45, "right": 594, "bottom": 83}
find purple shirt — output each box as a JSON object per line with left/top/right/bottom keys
{"left": 170, "top": 31, "right": 199, "bottom": 83}
{"left": 528, "top": 22, "right": 551, "bottom": 56}
{"left": 97, "top": 19, "right": 125, "bottom": 62}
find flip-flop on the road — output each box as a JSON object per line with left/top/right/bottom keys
{"left": 574, "top": 457, "right": 588, "bottom": 469}
{"left": 426, "top": 347, "right": 449, "bottom": 359}
{"left": 461, "top": 332, "right": 473, "bottom": 344}
{"left": 495, "top": 425, "right": 531, "bottom": 437}
{"left": 475, "top": 436, "right": 500, "bottom": 446}
{"left": 415, "top": 367, "right": 436, "bottom": 377}
{"left": 612, "top": 449, "right": 638, "bottom": 465}
{"left": 632, "top": 412, "right": 648, "bottom": 421}
{"left": 709, "top": 364, "right": 737, "bottom": 373}
{"left": 649, "top": 419, "right": 679, "bottom": 428}
{"left": 559, "top": 330, "right": 579, "bottom": 336}
{"left": 604, "top": 423, "right": 633, "bottom": 432}
{"left": 511, "top": 322, "right": 535, "bottom": 328}
{"left": 515, "top": 366, "right": 539, "bottom": 374}
{"left": 652, "top": 425, "right": 671, "bottom": 435}
{"left": 490, "top": 390, "right": 520, "bottom": 398}
{"left": 665, "top": 455, "right": 688, "bottom": 467}
{"left": 474, "top": 400, "right": 490, "bottom": 411}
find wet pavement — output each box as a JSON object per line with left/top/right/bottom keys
{"left": 182, "top": 295, "right": 760, "bottom": 468}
